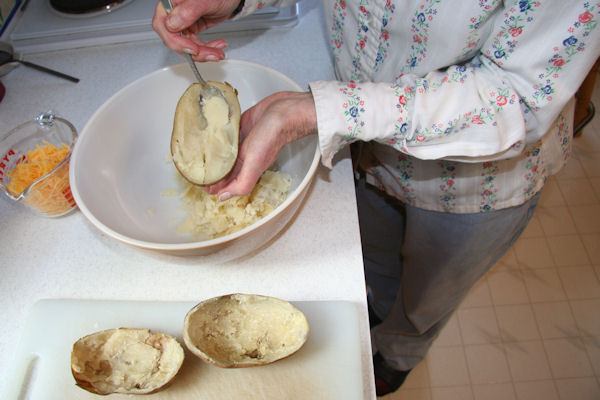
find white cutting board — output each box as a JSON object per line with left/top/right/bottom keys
{"left": 4, "top": 299, "right": 363, "bottom": 400}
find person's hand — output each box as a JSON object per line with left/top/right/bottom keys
{"left": 205, "top": 91, "right": 318, "bottom": 201}
{"left": 152, "top": 0, "right": 241, "bottom": 61}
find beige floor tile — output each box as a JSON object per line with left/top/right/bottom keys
{"left": 522, "top": 268, "right": 567, "bottom": 302}
{"left": 461, "top": 278, "right": 493, "bottom": 308}
{"left": 504, "top": 341, "right": 553, "bottom": 382}
{"left": 555, "top": 157, "right": 586, "bottom": 180}
{"left": 581, "top": 336, "right": 600, "bottom": 376}
{"left": 538, "top": 180, "right": 566, "bottom": 208}
{"left": 464, "top": 344, "right": 511, "bottom": 385}
{"left": 581, "top": 233, "right": 600, "bottom": 264}
{"left": 575, "top": 126, "right": 596, "bottom": 140}
{"left": 471, "top": 383, "right": 516, "bottom": 400}
{"left": 590, "top": 177, "right": 600, "bottom": 199}
{"left": 532, "top": 301, "right": 578, "bottom": 339}
{"left": 487, "top": 270, "right": 530, "bottom": 305}
{"left": 513, "top": 237, "right": 555, "bottom": 269}
{"left": 557, "top": 178, "right": 598, "bottom": 206}
{"left": 546, "top": 235, "right": 591, "bottom": 266}
{"left": 458, "top": 307, "right": 501, "bottom": 345}
{"left": 427, "top": 346, "right": 470, "bottom": 387}
{"left": 495, "top": 304, "right": 540, "bottom": 342}
{"left": 574, "top": 127, "right": 600, "bottom": 151}
{"left": 555, "top": 377, "right": 600, "bottom": 400}
{"left": 558, "top": 265, "right": 600, "bottom": 299}
{"left": 543, "top": 337, "right": 594, "bottom": 379}
{"left": 519, "top": 215, "right": 545, "bottom": 238}
{"left": 384, "top": 387, "right": 432, "bottom": 400}
{"left": 570, "top": 299, "right": 600, "bottom": 335}
{"left": 514, "top": 380, "right": 559, "bottom": 400}
{"left": 432, "top": 313, "right": 462, "bottom": 347}
{"left": 578, "top": 152, "right": 600, "bottom": 177}
{"left": 569, "top": 204, "right": 600, "bottom": 234}
{"left": 489, "top": 248, "right": 520, "bottom": 272}
{"left": 402, "top": 358, "right": 429, "bottom": 389}
{"left": 536, "top": 206, "right": 578, "bottom": 236}
{"left": 431, "top": 386, "right": 474, "bottom": 400}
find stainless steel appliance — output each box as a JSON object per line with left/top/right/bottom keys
{"left": 4, "top": 0, "right": 298, "bottom": 53}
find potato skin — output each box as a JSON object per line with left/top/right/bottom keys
{"left": 183, "top": 294, "right": 309, "bottom": 368}
{"left": 71, "top": 328, "right": 184, "bottom": 395}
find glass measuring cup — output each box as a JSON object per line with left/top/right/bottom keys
{"left": 0, "top": 111, "right": 78, "bottom": 217}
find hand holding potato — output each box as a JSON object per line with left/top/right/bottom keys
{"left": 205, "top": 91, "right": 318, "bottom": 201}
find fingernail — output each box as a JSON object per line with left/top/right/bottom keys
{"left": 218, "top": 192, "right": 232, "bottom": 202}
{"left": 206, "top": 54, "right": 220, "bottom": 61}
{"left": 183, "top": 48, "right": 197, "bottom": 55}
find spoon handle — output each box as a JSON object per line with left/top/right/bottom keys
{"left": 19, "top": 60, "right": 80, "bottom": 83}
{"left": 183, "top": 53, "right": 207, "bottom": 86}
{"left": 161, "top": 0, "right": 208, "bottom": 87}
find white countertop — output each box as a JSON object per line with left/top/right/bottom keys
{"left": 0, "top": 1, "right": 375, "bottom": 398}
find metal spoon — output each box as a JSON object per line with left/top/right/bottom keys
{"left": 161, "top": 0, "right": 229, "bottom": 128}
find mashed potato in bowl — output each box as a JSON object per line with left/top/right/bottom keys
{"left": 70, "top": 61, "right": 320, "bottom": 256}
{"left": 175, "top": 170, "right": 292, "bottom": 240}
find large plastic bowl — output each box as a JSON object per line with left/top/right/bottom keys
{"left": 69, "top": 60, "right": 319, "bottom": 257}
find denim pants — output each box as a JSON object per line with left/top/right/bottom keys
{"left": 356, "top": 177, "right": 542, "bottom": 371}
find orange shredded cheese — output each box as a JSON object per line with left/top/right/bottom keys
{"left": 7, "top": 141, "right": 75, "bottom": 216}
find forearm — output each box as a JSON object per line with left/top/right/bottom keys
{"left": 311, "top": 2, "right": 600, "bottom": 167}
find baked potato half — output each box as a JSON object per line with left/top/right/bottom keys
{"left": 171, "top": 81, "right": 242, "bottom": 186}
{"left": 183, "top": 294, "right": 309, "bottom": 368}
{"left": 71, "top": 328, "right": 184, "bottom": 395}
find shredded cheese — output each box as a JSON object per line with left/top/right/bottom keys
{"left": 7, "top": 141, "right": 75, "bottom": 216}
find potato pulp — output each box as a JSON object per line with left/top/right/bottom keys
{"left": 171, "top": 81, "right": 241, "bottom": 185}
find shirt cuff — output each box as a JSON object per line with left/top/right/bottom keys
{"left": 309, "top": 80, "right": 345, "bottom": 168}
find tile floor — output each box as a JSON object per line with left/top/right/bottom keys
{"left": 384, "top": 81, "right": 600, "bottom": 400}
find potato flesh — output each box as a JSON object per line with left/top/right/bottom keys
{"left": 71, "top": 329, "right": 184, "bottom": 395}
{"left": 184, "top": 294, "right": 309, "bottom": 367}
{"left": 176, "top": 170, "right": 292, "bottom": 239}
{"left": 101, "top": 334, "right": 160, "bottom": 387}
{"left": 171, "top": 82, "right": 241, "bottom": 185}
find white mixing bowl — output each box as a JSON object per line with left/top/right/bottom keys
{"left": 69, "top": 60, "right": 320, "bottom": 256}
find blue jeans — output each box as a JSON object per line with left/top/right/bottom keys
{"left": 356, "top": 177, "right": 542, "bottom": 371}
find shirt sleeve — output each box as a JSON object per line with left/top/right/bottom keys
{"left": 309, "top": 2, "right": 600, "bottom": 169}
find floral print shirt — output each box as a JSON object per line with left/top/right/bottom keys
{"left": 237, "top": 0, "right": 600, "bottom": 213}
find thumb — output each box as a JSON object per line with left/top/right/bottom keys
{"left": 164, "top": 0, "right": 211, "bottom": 32}
{"left": 165, "top": 7, "right": 193, "bottom": 31}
